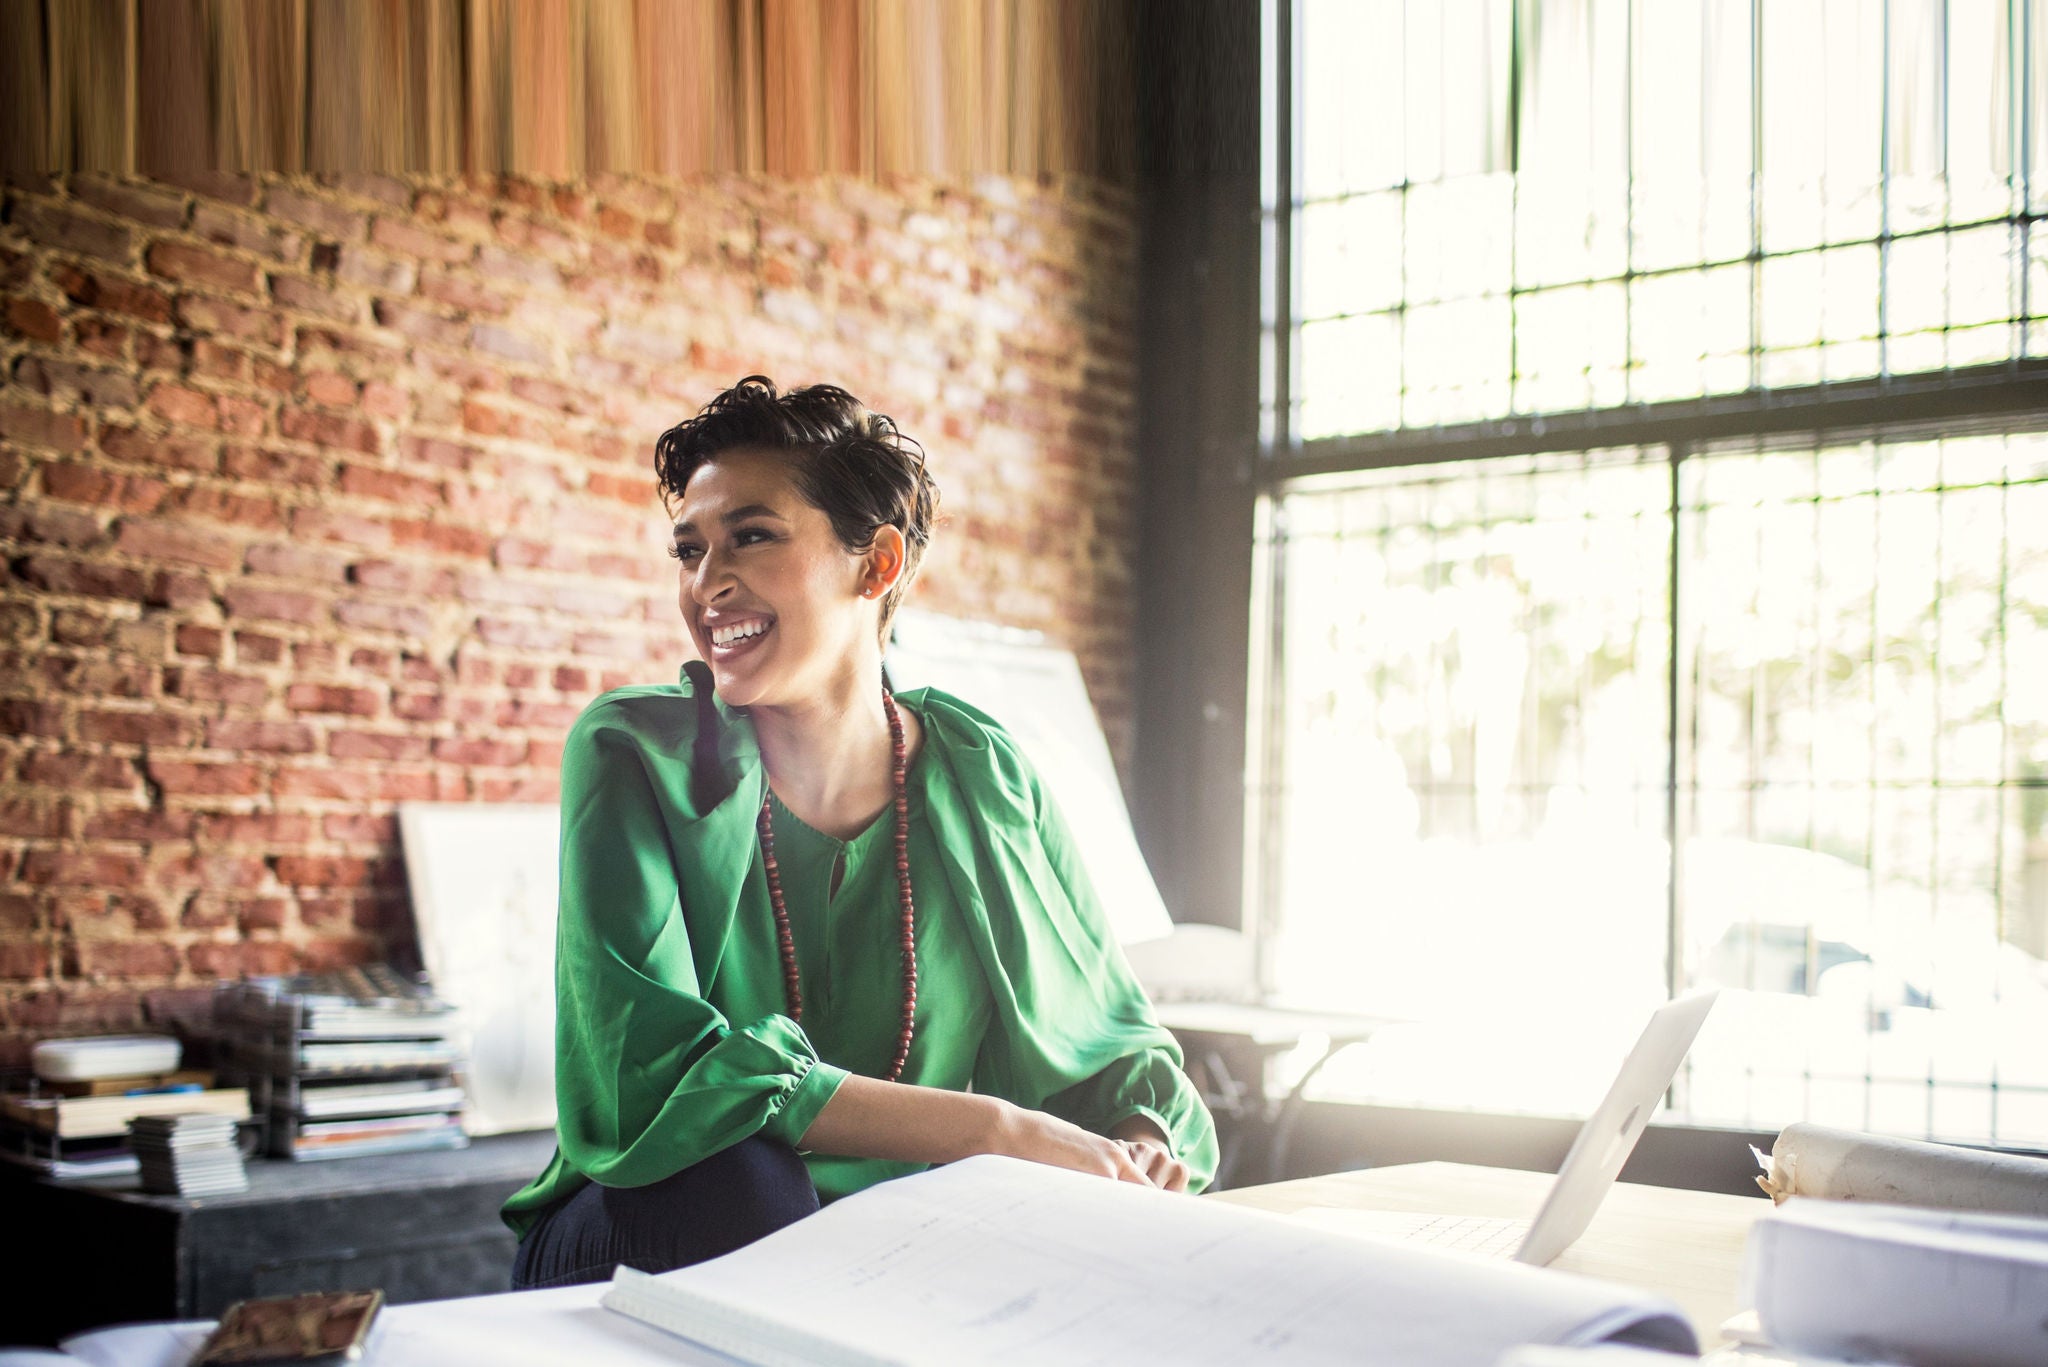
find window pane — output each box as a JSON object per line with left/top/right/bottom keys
{"left": 1283, "top": 0, "right": 2032, "bottom": 441}
{"left": 1676, "top": 431, "right": 2048, "bottom": 1147}
{"left": 1269, "top": 450, "right": 1674, "bottom": 1114}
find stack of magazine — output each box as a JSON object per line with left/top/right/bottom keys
{"left": 129, "top": 1113, "right": 248, "bottom": 1195}
{"left": 216, "top": 966, "right": 469, "bottom": 1161}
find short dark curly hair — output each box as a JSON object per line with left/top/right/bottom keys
{"left": 653, "top": 376, "right": 940, "bottom": 643}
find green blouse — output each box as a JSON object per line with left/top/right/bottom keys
{"left": 501, "top": 664, "right": 1217, "bottom": 1236}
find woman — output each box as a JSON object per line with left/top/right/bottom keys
{"left": 504, "top": 377, "right": 1217, "bottom": 1289}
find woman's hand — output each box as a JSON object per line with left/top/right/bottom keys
{"left": 1117, "top": 1137, "right": 1191, "bottom": 1192}
{"left": 988, "top": 1100, "right": 1155, "bottom": 1186}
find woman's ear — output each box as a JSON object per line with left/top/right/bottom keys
{"left": 863, "top": 526, "right": 907, "bottom": 599}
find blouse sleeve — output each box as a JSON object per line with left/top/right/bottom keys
{"left": 968, "top": 761, "right": 1220, "bottom": 1192}
{"left": 552, "top": 701, "right": 848, "bottom": 1188}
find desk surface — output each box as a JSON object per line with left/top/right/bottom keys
{"left": 28, "top": 1160, "right": 1773, "bottom": 1364}
{"left": 1211, "top": 1161, "right": 1769, "bottom": 1348}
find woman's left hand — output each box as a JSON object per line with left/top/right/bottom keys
{"left": 1118, "top": 1137, "right": 1191, "bottom": 1192}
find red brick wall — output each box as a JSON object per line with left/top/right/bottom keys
{"left": 0, "top": 173, "right": 1138, "bottom": 1061}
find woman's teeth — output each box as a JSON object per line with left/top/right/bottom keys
{"left": 711, "top": 620, "right": 770, "bottom": 647}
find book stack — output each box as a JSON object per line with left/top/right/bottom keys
{"left": 128, "top": 1114, "right": 250, "bottom": 1196}
{"left": 0, "top": 1035, "right": 252, "bottom": 1181}
{"left": 216, "top": 966, "right": 470, "bottom": 1161}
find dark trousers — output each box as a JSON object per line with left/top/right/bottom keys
{"left": 511, "top": 1135, "right": 820, "bottom": 1290}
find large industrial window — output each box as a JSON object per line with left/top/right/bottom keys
{"left": 1255, "top": 0, "right": 2048, "bottom": 1147}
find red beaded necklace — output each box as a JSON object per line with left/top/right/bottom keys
{"left": 755, "top": 684, "right": 918, "bottom": 1083}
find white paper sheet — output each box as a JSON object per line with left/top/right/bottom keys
{"left": 605, "top": 1155, "right": 1697, "bottom": 1367}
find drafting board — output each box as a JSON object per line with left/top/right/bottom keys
{"left": 398, "top": 801, "right": 560, "bottom": 1136}
{"left": 886, "top": 610, "right": 1175, "bottom": 946}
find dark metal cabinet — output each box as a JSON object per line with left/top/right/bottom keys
{"left": 4, "top": 1131, "right": 555, "bottom": 1346}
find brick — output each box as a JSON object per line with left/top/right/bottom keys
{"left": 304, "top": 371, "right": 357, "bottom": 407}
{"left": 14, "top": 554, "right": 147, "bottom": 600}
{"left": 146, "top": 568, "right": 213, "bottom": 609}
{"left": 3, "top": 296, "right": 62, "bottom": 342}
{"left": 432, "top": 736, "right": 530, "bottom": 766}
{"left": 0, "top": 499, "right": 101, "bottom": 546}
{"left": 0, "top": 402, "right": 88, "bottom": 451}
{"left": 272, "top": 765, "right": 375, "bottom": 799}
{"left": 68, "top": 177, "right": 188, "bottom": 228}
{"left": 171, "top": 484, "right": 282, "bottom": 530}
{"left": 0, "top": 942, "right": 55, "bottom": 979}
{"left": 13, "top": 355, "right": 138, "bottom": 408}
{"left": 192, "top": 202, "right": 305, "bottom": 262}
{"left": 333, "top": 243, "right": 419, "bottom": 293}
{"left": 231, "top": 630, "right": 285, "bottom": 664}
{"left": 262, "top": 187, "right": 367, "bottom": 239}
{"left": 113, "top": 517, "right": 241, "bottom": 570}
{"left": 370, "top": 216, "right": 474, "bottom": 263}
{"left": 289, "top": 507, "right": 393, "bottom": 551}
{"left": 34, "top": 463, "right": 130, "bottom": 510}
{"left": 82, "top": 808, "right": 198, "bottom": 842}
{"left": 198, "top": 812, "right": 314, "bottom": 843}
{"left": 327, "top": 729, "right": 428, "bottom": 761}
{"left": 161, "top": 666, "right": 269, "bottom": 706}
{"left": 393, "top": 520, "right": 491, "bottom": 559}
{"left": 190, "top": 338, "right": 251, "bottom": 384}
{"left": 76, "top": 708, "right": 200, "bottom": 746}
{"left": 244, "top": 541, "right": 352, "bottom": 582}
{"left": 286, "top": 682, "right": 380, "bottom": 716}
{"left": 174, "top": 624, "right": 223, "bottom": 656}
{"left": 222, "top": 583, "right": 324, "bottom": 625}
{"left": 72, "top": 318, "right": 126, "bottom": 360}
{"left": 205, "top": 718, "right": 316, "bottom": 753}
{"left": 146, "top": 240, "right": 259, "bottom": 294}
{"left": 417, "top": 267, "right": 508, "bottom": 315}
{"left": 236, "top": 898, "right": 291, "bottom": 931}
{"left": 273, "top": 855, "right": 373, "bottom": 887}
{"left": 49, "top": 609, "right": 112, "bottom": 646}
{"left": 186, "top": 940, "right": 296, "bottom": 978}
{"left": 339, "top": 464, "right": 440, "bottom": 504}
{"left": 174, "top": 292, "right": 287, "bottom": 347}
{"left": 333, "top": 599, "right": 432, "bottom": 636}
{"left": 18, "top": 749, "right": 138, "bottom": 788}
{"left": 372, "top": 299, "right": 466, "bottom": 347}
{"left": 279, "top": 406, "right": 380, "bottom": 455}
{"left": 347, "top": 559, "right": 452, "bottom": 595}
{"left": 8, "top": 198, "right": 133, "bottom": 260}
{"left": 389, "top": 690, "right": 444, "bottom": 722}
{"left": 100, "top": 424, "right": 217, "bottom": 474}
{"left": 21, "top": 849, "right": 145, "bottom": 886}
{"left": 49, "top": 264, "right": 174, "bottom": 322}
{"left": 146, "top": 758, "right": 264, "bottom": 796}
{"left": 0, "top": 697, "right": 65, "bottom": 736}
{"left": 360, "top": 382, "right": 408, "bottom": 419}
{"left": 471, "top": 323, "right": 547, "bottom": 364}
{"left": 145, "top": 383, "right": 219, "bottom": 430}
{"left": 0, "top": 795, "right": 64, "bottom": 838}
{"left": 223, "top": 444, "right": 327, "bottom": 484}
{"left": 270, "top": 271, "right": 359, "bottom": 322}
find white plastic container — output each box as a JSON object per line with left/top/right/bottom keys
{"left": 31, "top": 1034, "right": 182, "bottom": 1082}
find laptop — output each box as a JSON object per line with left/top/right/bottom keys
{"left": 1309, "top": 990, "right": 1720, "bottom": 1266}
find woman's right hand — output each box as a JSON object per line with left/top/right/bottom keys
{"left": 985, "top": 1099, "right": 1156, "bottom": 1186}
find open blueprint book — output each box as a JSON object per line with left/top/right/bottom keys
{"left": 602, "top": 1155, "right": 1698, "bottom": 1367}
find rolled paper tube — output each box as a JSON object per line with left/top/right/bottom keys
{"left": 1763, "top": 1122, "right": 2048, "bottom": 1217}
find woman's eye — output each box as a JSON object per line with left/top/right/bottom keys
{"left": 734, "top": 527, "right": 772, "bottom": 546}
{"left": 669, "top": 543, "right": 701, "bottom": 562}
